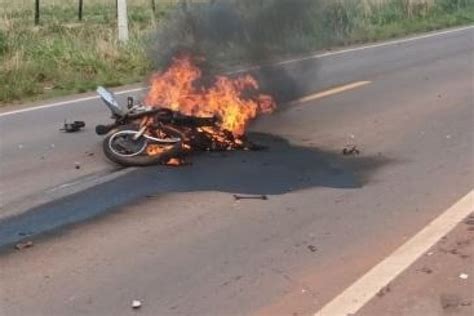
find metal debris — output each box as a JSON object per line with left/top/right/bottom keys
{"left": 233, "top": 194, "right": 268, "bottom": 201}
{"left": 60, "top": 120, "right": 85, "bottom": 133}
{"left": 459, "top": 273, "right": 469, "bottom": 280}
{"left": 342, "top": 145, "right": 360, "bottom": 156}
{"left": 15, "top": 240, "right": 34, "bottom": 250}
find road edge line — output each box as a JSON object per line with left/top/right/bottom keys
{"left": 314, "top": 189, "right": 474, "bottom": 316}
{"left": 0, "top": 25, "right": 472, "bottom": 118}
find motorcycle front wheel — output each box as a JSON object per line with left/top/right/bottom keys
{"left": 103, "top": 125, "right": 182, "bottom": 167}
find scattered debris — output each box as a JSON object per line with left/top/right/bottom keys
{"left": 233, "top": 194, "right": 268, "bottom": 201}
{"left": 60, "top": 120, "right": 85, "bottom": 133}
{"left": 459, "top": 273, "right": 469, "bottom": 280}
{"left": 441, "top": 294, "right": 461, "bottom": 310}
{"left": 376, "top": 284, "right": 391, "bottom": 297}
{"left": 15, "top": 240, "right": 34, "bottom": 250}
{"left": 342, "top": 145, "right": 360, "bottom": 156}
{"left": 163, "top": 157, "right": 190, "bottom": 166}
{"left": 307, "top": 245, "right": 318, "bottom": 252}
{"left": 460, "top": 300, "right": 472, "bottom": 307}
{"left": 85, "top": 152, "right": 95, "bottom": 157}
{"left": 17, "top": 231, "right": 32, "bottom": 237}
{"left": 464, "top": 217, "right": 474, "bottom": 225}
{"left": 131, "top": 300, "right": 142, "bottom": 309}
{"left": 419, "top": 266, "right": 433, "bottom": 274}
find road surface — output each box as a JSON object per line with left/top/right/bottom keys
{"left": 0, "top": 27, "right": 473, "bottom": 315}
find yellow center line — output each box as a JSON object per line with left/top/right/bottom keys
{"left": 288, "top": 81, "right": 372, "bottom": 105}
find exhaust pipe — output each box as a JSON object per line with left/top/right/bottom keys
{"left": 95, "top": 124, "right": 117, "bottom": 135}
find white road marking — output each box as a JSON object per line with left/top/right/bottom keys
{"left": 314, "top": 190, "right": 474, "bottom": 316}
{"left": 240, "top": 25, "right": 474, "bottom": 72}
{"left": 0, "top": 25, "right": 471, "bottom": 118}
{"left": 0, "top": 87, "right": 144, "bottom": 118}
{"left": 289, "top": 81, "right": 371, "bottom": 105}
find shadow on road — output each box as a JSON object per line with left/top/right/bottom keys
{"left": 0, "top": 133, "right": 391, "bottom": 249}
{"left": 144, "top": 132, "right": 386, "bottom": 194}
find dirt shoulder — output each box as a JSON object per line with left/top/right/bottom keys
{"left": 357, "top": 213, "right": 474, "bottom": 316}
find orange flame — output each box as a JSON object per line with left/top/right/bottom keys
{"left": 144, "top": 55, "right": 276, "bottom": 136}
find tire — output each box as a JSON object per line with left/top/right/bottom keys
{"left": 103, "top": 125, "right": 182, "bottom": 167}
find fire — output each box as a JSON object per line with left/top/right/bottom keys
{"left": 144, "top": 55, "right": 276, "bottom": 136}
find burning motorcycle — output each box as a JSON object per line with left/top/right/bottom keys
{"left": 95, "top": 55, "right": 276, "bottom": 167}
{"left": 96, "top": 86, "right": 250, "bottom": 166}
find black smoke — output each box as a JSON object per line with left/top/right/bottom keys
{"left": 147, "top": 0, "right": 330, "bottom": 103}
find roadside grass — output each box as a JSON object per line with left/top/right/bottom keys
{"left": 0, "top": 0, "right": 162, "bottom": 104}
{"left": 1, "top": 0, "right": 473, "bottom": 106}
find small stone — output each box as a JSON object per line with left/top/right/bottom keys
{"left": 15, "top": 240, "right": 34, "bottom": 250}
{"left": 132, "top": 300, "right": 142, "bottom": 309}
{"left": 18, "top": 144, "right": 24, "bottom": 149}
{"left": 419, "top": 267, "right": 433, "bottom": 274}
{"left": 459, "top": 273, "right": 469, "bottom": 280}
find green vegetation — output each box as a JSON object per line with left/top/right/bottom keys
{"left": 0, "top": 0, "right": 163, "bottom": 104}
{"left": 1, "top": 0, "right": 473, "bottom": 105}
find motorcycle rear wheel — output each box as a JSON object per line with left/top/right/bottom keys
{"left": 103, "top": 125, "right": 182, "bottom": 167}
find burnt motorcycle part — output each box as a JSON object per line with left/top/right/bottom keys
{"left": 127, "top": 96, "right": 134, "bottom": 109}
{"left": 108, "top": 130, "right": 148, "bottom": 157}
{"left": 60, "top": 120, "right": 85, "bottom": 133}
{"left": 342, "top": 145, "right": 360, "bottom": 156}
{"left": 233, "top": 194, "right": 268, "bottom": 201}
{"left": 103, "top": 125, "right": 182, "bottom": 167}
{"left": 95, "top": 124, "right": 116, "bottom": 135}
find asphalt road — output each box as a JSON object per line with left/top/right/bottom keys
{"left": 0, "top": 27, "right": 473, "bottom": 315}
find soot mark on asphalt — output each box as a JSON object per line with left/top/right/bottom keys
{"left": 0, "top": 133, "right": 391, "bottom": 250}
